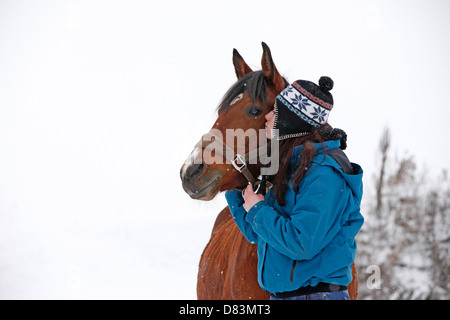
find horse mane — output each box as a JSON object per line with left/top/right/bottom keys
{"left": 216, "top": 70, "right": 288, "bottom": 114}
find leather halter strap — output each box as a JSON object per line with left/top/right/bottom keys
{"left": 195, "top": 131, "right": 260, "bottom": 185}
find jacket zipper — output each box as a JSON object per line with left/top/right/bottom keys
{"left": 290, "top": 260, "right": 297, "bottom": 283}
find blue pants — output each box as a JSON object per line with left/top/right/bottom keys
{"left": 270, "top": 290, "right": 350, "bottom": 300}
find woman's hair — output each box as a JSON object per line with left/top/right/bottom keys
{"left": 271, "top": 124, "right": 347, "bottom": 206}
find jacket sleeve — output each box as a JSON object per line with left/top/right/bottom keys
{"left": 245, "top": 165, "right": 351, "bottom": 260}
{"left": 225, "top": 190, "right": 258, "bottom": 244}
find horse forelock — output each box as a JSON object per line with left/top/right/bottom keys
{"left": 216, "top": 71, "right": 287, "bottom": 115}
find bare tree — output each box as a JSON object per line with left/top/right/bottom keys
{"left": 375, "top": 128, "right": 390, "bottom": 214}
{"left": 357, "top": 128, "right": 449, "bottom": 300}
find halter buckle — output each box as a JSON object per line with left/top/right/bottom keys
{"left": 231, "top": 154, "right": 247, "bottom": 172}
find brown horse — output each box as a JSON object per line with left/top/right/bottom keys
{"left": 180, "top": 43, "right": 358, "bottom": 300}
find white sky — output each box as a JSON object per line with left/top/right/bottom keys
{"left": 0, "top": 0, "right": 449, "bottom": 298}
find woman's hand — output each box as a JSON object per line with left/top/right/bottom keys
{"left": 243, "top": 184, "right": 265, "bottom": 212}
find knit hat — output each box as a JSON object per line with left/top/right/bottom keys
{"left": 274, "top": 76, "right": 334, "bottom": 140}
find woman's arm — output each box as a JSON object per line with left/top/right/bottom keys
{"left": 244, "top": 166, "right": 352, "bottom": 260}
{"left": 225, "top": 190, "right": 259, "bottom": 243}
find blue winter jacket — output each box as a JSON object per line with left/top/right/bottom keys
{"left": 225, "top": 140, "right": 364, "bottom": 294}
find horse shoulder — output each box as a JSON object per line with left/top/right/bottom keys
{"left": 210, "top": 207, "right": 233, "bottom": 237}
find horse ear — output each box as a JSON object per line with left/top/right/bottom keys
{"left": 261, "top": 42, "right": 285, "bottom": 93}
{"left": 233, "top": 48, "right": 253, "bottom": 80}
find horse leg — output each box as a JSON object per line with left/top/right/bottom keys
{"left": 348, "top": 262, "right": 359, "bottom": 300}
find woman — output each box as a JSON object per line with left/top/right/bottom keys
{"left": 225, "top": 76, "right": 364, "bottom": 300}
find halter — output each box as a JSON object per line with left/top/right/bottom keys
{"left": 195, "top": 131, "right": 273, "bottom": 195}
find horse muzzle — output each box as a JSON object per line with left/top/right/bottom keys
{"left": 181, "top": 171, "right": 222, "bottom": 200}
{"left": 180, "top": 150, "right": 222, "bottom": 200}
{"left": 181, "top": 176, "right": 221, "bottom": 200}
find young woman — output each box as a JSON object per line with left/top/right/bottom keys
{"left": 225, "top": 76, "right": 364, "bottom": 300}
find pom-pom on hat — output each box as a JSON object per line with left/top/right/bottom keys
{"left": 274, "top": 76, "right": 334, "bottom": 140}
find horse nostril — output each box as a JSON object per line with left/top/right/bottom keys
{"left": 186, "top": 163, "right": 205, "bottom": 180}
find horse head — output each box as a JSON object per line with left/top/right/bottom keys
{"left": 180, "top": 43, "right": 286, "bottom": 200}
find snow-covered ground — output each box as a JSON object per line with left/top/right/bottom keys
{"left": 0, "top": 181, "right": 227, "bottom": 299}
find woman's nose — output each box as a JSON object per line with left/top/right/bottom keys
{"left": 265, "top": 111, "right": 274, "bottom": 121}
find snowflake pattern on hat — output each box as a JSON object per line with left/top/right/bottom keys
{"left": 280, "top": 84, "right": 330, "bottom": 126}
{"left": 311, "top": 106, "right": 328, "bottom": 122}
{"left": 274, "top": 78, "right": 335, "bottom": 140}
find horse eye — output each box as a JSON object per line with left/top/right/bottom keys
{"left": 245, "top": 105, "right": 262, "bottom": 117}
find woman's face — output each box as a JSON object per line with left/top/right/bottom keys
{"left": 265, "top": 104, "right": 276, "bottom": 140}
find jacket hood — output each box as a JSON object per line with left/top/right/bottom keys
{"left": 290, "top": 140, "right": 363, "bottom": 200}
{"left": 290, "top": 139, "right": 340, "bottom": 164}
